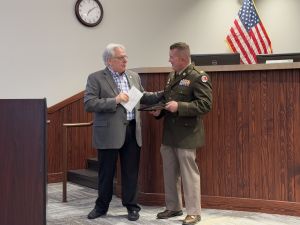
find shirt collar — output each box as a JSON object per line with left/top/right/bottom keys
{"left": 178, "top": 63, "right": 191, "bottom": 76}
{"left": 107, "top": 66, "right": 126, "bottom": 77}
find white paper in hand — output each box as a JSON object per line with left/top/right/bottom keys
{"left": 120, "top": 86, "right": 143, "bottom": 112}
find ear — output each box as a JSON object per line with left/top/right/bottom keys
{"left": 107, "top": 58, "right": 113, "bottom": 66}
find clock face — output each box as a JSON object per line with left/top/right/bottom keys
{"left": 75, "top": 0, "right": 104, "bottom": 27}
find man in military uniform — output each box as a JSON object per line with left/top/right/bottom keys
{"left": 154, "top": 42, "right": 212, "bottom": 225}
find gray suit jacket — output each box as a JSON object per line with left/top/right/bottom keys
{"left": 84, "top": 67, "right": 162, "bottom": 149}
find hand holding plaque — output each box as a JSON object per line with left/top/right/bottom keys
{"left": 138, "top": 103, "right": 166, "bottom": 111}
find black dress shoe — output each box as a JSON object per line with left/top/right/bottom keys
{"left": 127, "top": 210, "right": 140, "bottom": 221}
{"left": 87, "top": 208, "right": 106, "bottom": 219}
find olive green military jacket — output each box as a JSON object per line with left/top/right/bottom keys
{"left": 159, "top": 64, "right": 212, "bottom": 149}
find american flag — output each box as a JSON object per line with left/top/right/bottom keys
{"left": 226, "top": 0, "right": 272, "bottom": 64}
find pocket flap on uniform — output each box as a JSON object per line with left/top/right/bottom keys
{"left": 93, "top": 120, "right": 108, "bottom": 127}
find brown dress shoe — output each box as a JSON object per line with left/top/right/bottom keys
{"left": 182, "top": 215, "right": 201, "bottom": 225}
{"left": 157, "top": 209, "right": 183, "bottom": 219}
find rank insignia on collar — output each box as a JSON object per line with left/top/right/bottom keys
{"left": 201, "top": 75, "right": 208, "bottom": 83}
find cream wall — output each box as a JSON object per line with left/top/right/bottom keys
{"left": 0, "top": 0, "right": 299, "bottom": 106}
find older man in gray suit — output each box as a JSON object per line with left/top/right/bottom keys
{"left": 84, "top": 43, "right": 162, "bottom": 221}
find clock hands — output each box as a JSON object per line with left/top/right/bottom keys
{"left": 87, "top": 6, "right": 97, "bottom": 16}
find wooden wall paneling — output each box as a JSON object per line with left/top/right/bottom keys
{"left": 209, "top": 72, "right": 223, "bottom": 197}
{"left": 236, "top": 70, "right": 250, "bottom": 198}
{"left": 216, "top": 72, "right": 226, "bottom": 196}
{"left": 47, "top": 111, "right": 64, "bottom": 182}
{"left": 283, "top": 70, "right": 290, "bottom": 201}
{"left": 277, "top": 70, "right": 289, "bottom": 201}
{"left": 79, "top": 98, "right": 95, "bottom": 163}
{"left": 231, "top": 71, "right": 239, "bottom": 197}
{"left": 260, "top": 70, "right": 271, "bottom": 200}
{"left": 202, "top": 195, "right": 300, "bottom": 216}
{"left": 224, "top": 71, "right": 238, "bottom": 197}
{"left": 220, "top": 71, "right": 228, "bottom": 197}
{"left": 47, "top": 94, "right": 95, "bottom": 183}
{"left": 286, "top": 69, "right": 296, "bottom": 202}
{"left": 248, "top": 70, "right": 263, "bottom": 199}
{"left": 294, "top": 69, "right": 300, "bottom": 202}
{"left": 122, "top": 72, "right": 166, "bottom": 204}
{"left": 148, "top": 73, "right": 165, "bottom": 194}
{"left": 62, "top": 100, "right": 94, "bottom": 170}
{"left": 264, "top": 70, "right": 276, "bottom": 200}
{"left": 267, "top": 70, "right": 278, "bottom": 200}
{"left": 67, "top": 101, "right": 81, "bottom": 169}
{"left": 139, "top": 72, "right": 155, "bottom": 194}
{"left": 272, "top": 70, "right": 282, "bottom": 200}
{"left": 138, "top": 73, "right": 165, "bottom": 196}
{"left": 200, "top": 114, "right": 212, "bottom": 195}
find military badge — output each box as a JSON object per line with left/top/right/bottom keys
{"left": 179, "top": 79, "right": 191, "bottom": 86}
{"left": 201, "top": 75, "right": 208, "bottom": 83}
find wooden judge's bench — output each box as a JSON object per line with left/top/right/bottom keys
{"left": 114, "top": 62, "right": 300, "bottom": 216}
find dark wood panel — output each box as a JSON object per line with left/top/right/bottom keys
{"left": 236, "top": 72, "right": 250, "bottom": 198}
{"left": 47, "top": 95, "right": 95, "bottom": 182}
{"left": 294, "top": 70, "right": 300, "bottom": 202}
{"left": 286, "top": 69, "right": 296, "bottom": 202}
{"left": 138, "top": 73, "right": 167, "bottom": 194}
{"left": 202, "top": 195, "right": 300, "bottom": 216}
{"left": 0, "top": 99, "right": 46, "bottom": 225}
{"left": 248, "top": 70, "right": 263, "bottom": 199}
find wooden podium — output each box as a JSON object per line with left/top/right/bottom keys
{"left": 0, "top": 99, "right": 47, "bottom": 225}
{"left": 115, "top": 63, "right": 300, "bottom": 216}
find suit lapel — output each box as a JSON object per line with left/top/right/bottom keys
{"left": 125, "top": 70, "right": 133, "bottom": 88}
{"left": 104, "top": 68, "right": 119, "bottom": 95}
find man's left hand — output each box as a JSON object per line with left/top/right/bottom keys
{"left": 165, "top": 101, "right": 178, "bottom": 112}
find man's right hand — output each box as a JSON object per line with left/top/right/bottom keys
{"left": 116, "top": 92, "right": 129, "bottom": 104}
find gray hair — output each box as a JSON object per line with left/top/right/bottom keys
{"left": 102, "top": 43, "right": 126, "bottom": 66}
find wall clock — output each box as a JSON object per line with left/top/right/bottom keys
{"left": 75, "top": 0, "right": 104, "bottom": 27}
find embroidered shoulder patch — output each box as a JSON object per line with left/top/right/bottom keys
{"left": 201, "top": 75, "right": 208, "bottom": 82}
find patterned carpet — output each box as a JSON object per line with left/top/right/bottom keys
{"left": 47, "top": 183, "right": 300, "bottom": 225}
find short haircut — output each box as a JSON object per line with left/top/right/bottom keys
{"left": 102, "top": 43, "right": 126, "bottom": 66}
{"left": 170, "top": 42, "right": 190, "bottom": 58}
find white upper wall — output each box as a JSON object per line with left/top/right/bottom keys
{"left": 0, "top": 0, "right": 299, "bottom": 106}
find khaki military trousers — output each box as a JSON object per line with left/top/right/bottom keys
{"left": 160, "top": 144, "right": 201, "bottom": 215}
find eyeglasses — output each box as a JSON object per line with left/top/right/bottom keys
{"left": 113, "top": 55, "right": 128, "bottom": 61}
